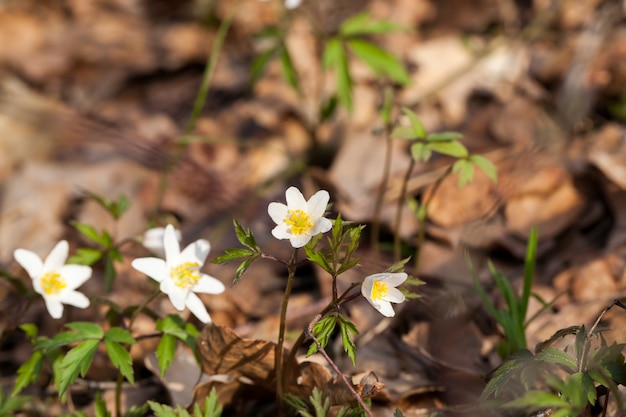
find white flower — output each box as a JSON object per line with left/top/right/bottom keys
{"left": 142, "top": 227, "right": 181, "bottom": 258}
{"left": 14, "top": 241, "right": 92, "bottom": 319}
{"left": 131, "top": 224, "right": 225, "bottom": 323}
{"left": 258, "top": 0, "right": 303, "bottom": 9}
{"left": 268, "top": 186, "right": 332, "bottom": 248}
{"left": 361, "top": 272, "right": 407, "bottom": 317}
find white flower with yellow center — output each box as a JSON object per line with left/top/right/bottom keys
{"left": 268, "top": 186, "right": 332, "bottom": 248}
{"left": 14, "top": 240, "right": 92, "bottom": 319}
{"left": 361, "top": 272, "right": 407, "bottom": 317}
{"left": 131, "top": 224, "right": 225, "bottom": 323}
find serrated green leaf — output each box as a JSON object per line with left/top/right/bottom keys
{"left": 393, "top": 410, "right": 405, "bottom": 417}
{"left": 197, "top": 387, "right": 223, "bottom": 417}
{"left": 535, "top": 348, "right": 577, "bottom": 370}
{"left": 338, "top": 316, "right": 358, "bottom": 366}
{"left": 428, "top": 140, "right": 468, "bottom": 158}
{"left": 391, "top": 126, "right": 417, "bottom": 140}
{"left": 232, "top": 219, "right": 259, "bottom": 251}
{"left": 72, "top": 221, "right": 108, "bottom": 246}
{"left": 11, "top": 350, "right": 43, "bottom": 396}
{"left": 213, "top": 248, "right": 256, "bottom": 264}
{"left": 340, "top": 12, "right": 407, "bottom": 36}
{"left": 148, "top": 401, "right": 186, "bottom": 417}
{"left": 104, "top": 328, "right": 135, "bottom": 345}
{"left": 234, "top": 256, "right": 257, "bottom": 285}
{"left": 504, "top": 390, "right": 571, "bottom": 409}
{"left": 410, "top": 142, "right": 431, "bottom": 162}
{"left": 156, "top": 334, "right": 176, "bottom": 377}
{"left": 347, "top": 39, "right": 410, "bottom": 85}
{"left": 67, "top": 247, "right": 103, "bottom": 266}
{"left": 426, "top": 132, "right": 464, "bottom": 142}
{"left": 402, "top": 108, "right": 425, "bottom": 139}
{"left": 105, "top": 340, "right": 134, "bottom": 383}
{"left": 452, "top": 159, "right": 474, "bottom": 187}
{"left": 305, "top": 248, "right": 333, "bottom": 275}
{"left": 58, "top": 339, "right": 100, "bottom": 396}
{"left": 469, "top": 154, "right": 497, "bottom": 183}
{"left": 65, "top": 322, "right": 104, "bottom": 339}
{"left": 279, "top": 44, "right": 300, "bottom": 92}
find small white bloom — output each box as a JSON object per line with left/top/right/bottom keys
{"left": 131, "top": 224, "right": 225, "bottom": 323}
{"left": 268, "top": 186, "right": 332, "bottom": 248}
{"left": 14, "top": 241, "right": 92, "bottom": 319}
{"left": 142, "top": 227, "right": 181, "bottom": 258}
{"left": 361, "top": 272, "right": 407, "bottom": 317}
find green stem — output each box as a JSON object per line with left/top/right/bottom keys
{"left": 371, "top": 125, "right": 393, "bottom": 252}
{"left": 413, "top": 165, "right": 452, "bottom": 272}
{"left": 129, "top": 289, "right": 161, "bottom": 329}
{"left": 275, "top": 248, "right": 298, "bottom": 415}
{"left": 152, "top": 1, "right": 239, "bottom": 218}
{"left": 115, "top": 371, "right": 123, "bottom": 417}
{"left": 393, "top": 158, "right": 415, "bottom": 261}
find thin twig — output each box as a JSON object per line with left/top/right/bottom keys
{"left": 306, "top": 317, "right": 374, "bottom": 417}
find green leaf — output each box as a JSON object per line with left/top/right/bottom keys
{"left": 391, "top": 126, "right": 417, "bottom": 140}
{"left": 402, "top": 108, "right": 426, "bottom": 139}
{"left": 307, "top": 315, "right": 337, "bottom": 357}
{"left": 94, "top": 391, "right": 110, "bottom": 417}
{"left": 428, "top": 140, "right": 468, "bottom": 158}
{"left": 338, "top": 315, "right": 359, "bottom": 366}
{"left": 340, "top": 12, "right": 407, "bottom": 36}
{"left": 520, "top": 227, "right": 538, "bottom": 323}
{"left": 105, "top": 340, "right": 134, "bottom": 383}
{"left": 250, "top": 46, "right": 277, "bottom": 86}
{"left": 58, "top": 339, "right": 100, "bottom": 396}
{"left": 452, "top": 159, "right": 475, "bottom": 187}
{"left": 305, "top": 248, "right": 333, "bottom": 275}
{"left": 65, "top": 322, "right": 104, "bottom": 339}
{"left": 394, "top": 410, "right": 405, "bottom": 417}
{"left": 319, "top": 95, "right": 338, "bottom": 122}
{"left": 67, "top": 247, "right": 103, "bottom": 266}
{"left": 233, "top": 219, "right": 259, "bottom": 252}
{"left": 324, "top": 38, "right": 352, "bottom": 111}
{"left": 148, "top": 401, "right": 188, "bottom": 417}
{"left": 504, "top": 390, "right": 571, "bottom": 409}
{"left": 71, "top": 221, "right": 108, "bottom": 246}
{"left": 197, "top": 388, "right": 223, "bottom": 417}
{"left": 535, "top": 348, "right": 577, "bottom": 370}
{"left": 347, "top": 39, "right": 410, "bottom": 85}
{"left": 104, "top": 328, "right": 136, "bottom": 345}
{"left": 213, "top": 248, "right": 257, "bottom": 264}
{"left": 279, "top": 43, "right": 300, "bottom": 92}
{"left": 380, "top": 87, "right": 393, "bottom": 126}
{"left": 426, "top": 132, "right": 464, "bottom": 142}
{"left": 234, "top": 256, "right": 260, "bottom": 285}
{"left": 156, "top": 334, "right": 177, "bottom": 377}
{"left": 20, "top": 323, "right": 38, "bottom": 340}
{"left": 410, "top": 142, "right": 431, "bottom": 162}
{"left": 469, "top": 154, "right": 497, "bottom": 183}
{"left": 11, "top": 350, "right": 43, "bottom": 396}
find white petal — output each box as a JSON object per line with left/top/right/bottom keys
{"left": 382, "top": 272, "right": 408, "bottom": 287}
{"left": 44, "top": 298, "right": 64, "bottom": 319}
{"left": 132, "top": 258, "right": 168, "bottom": 282}
{"left": 167, "top": 286, "right": 188, "bottom": 311}
{"left": 306, "top": 190, "right": 329, "bottom": 219}
{"left": 285, "top": 0, "right": 302, "bottom": 8}
{"left": 361, "top": 277, "right": 374, "bottom": 301}
{"left": 271, "top": 224, "right": 291, "bottom": 240}
{"left": 180, "top": 239, "right": 210, "bottom": 266}
{"left": 186, "top": 293, "right": 211, "bottom": 323}
{"left": 310, "top": 217, "right": 332, "bottom": 235}
{"left": 143, "top": 227, "right": 180, "bottom": 256}
{"left": 163, "top": 225, "right": 181, "bottom": 265}
{"left": 268, "top": 202, "right": 289, "bottom": 225}
{"left": 194, "top": 274, "right": 225, "bottom": 294}
{"left": 43, "top": 241, "right": 69, "bottom": 271}
{"left": 60, "top": 291, "right": 90, "bottom": 309}
{"left": 14, "top": 249, "right": 43, "bottom": 279}
{"left": 60, "top": 265, "right": 92, "bottom": 289}
{"left": 289, "top": 234, "right": 310, "bottom": 248}
{"left": 160, "top": 278, "right": 173, "bottom": 294}
{"left": 285, "top": 187, "right": 307, "bottom": 211}
{"left": 376, "top": 301, "right": 396, "bottom": 317}
{"left": 384, "top": 287, "right": 406, "bottom": 304}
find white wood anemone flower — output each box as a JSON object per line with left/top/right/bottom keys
{"left": 361, "top": 272, "right": 408, "bottom": 317}
{"left": 268, "top": 186, "right": 332, "bottom": 248}
{"left": 14, "top": 240, "right": 92, "bottom": 319}
{"left": 131, "top": 224, "right": 225, "bottom": 323}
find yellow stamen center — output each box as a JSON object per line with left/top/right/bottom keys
{"left": 371, "top": 280, "right": 389, "bottom": 301}
{"left": 171, "top": 262, "right": 201, "bottom": 288}
{"left": 41, "top": 272, "right": 67, "bottom": 295}
{"left": 285, "top": 209, "right": 313, "bottom": 236}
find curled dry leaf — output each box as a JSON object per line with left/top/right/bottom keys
{"left": 194, "top": 324, "right": 385, "bottom": 409}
